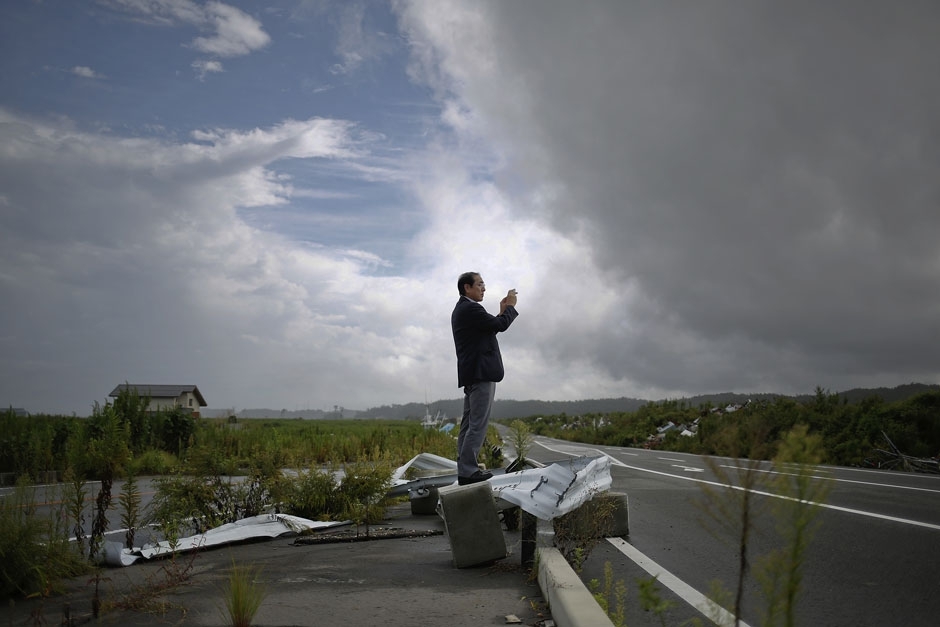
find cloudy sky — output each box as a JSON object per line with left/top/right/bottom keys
{"left": 2, "top": 1, "right": 938, "bottom": 415}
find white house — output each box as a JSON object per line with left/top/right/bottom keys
{"left": 109, "top": 384, "right": 207, "bottom": 417}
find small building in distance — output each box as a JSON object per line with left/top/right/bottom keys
{"left": 109, "top": 384, "right": 207, "bottom": 418}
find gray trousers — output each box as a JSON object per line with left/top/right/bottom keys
{"left": 457, "top": 381, "right": 496, "bottom": 477}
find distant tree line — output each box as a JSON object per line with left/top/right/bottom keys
{"left": 197, "top": 383, "right": 939, "bottom": 422}
{"left": 356, "top": 382, "right": 939, "bottom": 424}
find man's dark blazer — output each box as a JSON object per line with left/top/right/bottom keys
{"left": 451, "top": 296, "right": 519, "bottom": 388}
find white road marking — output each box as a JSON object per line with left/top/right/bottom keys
{"left": 673, "top": 465, "right": 705, "bottom": 473}
{"left": 620, "top": 462, "right": 940, "bottom": 531}
{"left": 535, "top": 441, "right": 629, "bottom": 467}
{"left": 607, "top": 537, "right": 750, "bottom": 627}
{"left": 534, "top": 440, "right": 940, "bottom": 529}
{"left": 825, "top": 464, "right": 940, "bottom": 480}
{"left": 718, "top": 465, "right": 940, "bottom": 494}
{"left": 776, "top": 463, "right": 832, "bottom": 474}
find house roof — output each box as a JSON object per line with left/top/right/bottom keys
{"left": 109, "top": 384, "right": 207, "bottom": 407}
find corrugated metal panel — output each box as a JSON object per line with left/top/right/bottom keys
{"left": 390, "top": 452, "right": 459, "bottom": 483}
{"left": 491, "top": 456, "right": 612, "bottom": 521}
{"left": 388, "top": 453, "right": 613, "bottom": 521}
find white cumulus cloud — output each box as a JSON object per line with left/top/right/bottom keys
{"left": 71, "top": 65, "right": 103, "bottom": 79}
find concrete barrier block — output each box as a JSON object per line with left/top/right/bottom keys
{"left": 438, "top": 482, "right": 507, "bottom": 568}
{"left": 552, "top": 491, "right": 630, "bottom": 539}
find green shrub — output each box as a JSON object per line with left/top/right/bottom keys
{"left": 283, "top": 469, "right": 341, "bottom": 521}
{"left": 149, "top": 472, "right": 226, "bottom": 534}
{"left": 149, "top": 462, "right": 287, "bottom": 534}
{"left": 337, "top": 460, "right": 393, "bottom": 527}
{"left": 507, "top": 419, "right": 534, "bottom": 463}
{"left": 129, "top": 448, "right": 178, "bottom": 475}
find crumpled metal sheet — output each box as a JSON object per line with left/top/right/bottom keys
{"left": 390, "top": 452, "right": 459, "bottom": 483}
{"left": 490, "top": 456, "right": 612, "bottom": 521}
{"left": 389, "top": 453, "right": 613, "bottom": 522}
{"left": 103, "top": 514, "right": 345, "bottom": 567}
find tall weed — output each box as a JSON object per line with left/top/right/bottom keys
{"left": 698, "top": 423, "right": 831, "bottom": 626}
{"left": 756, "top": 425, "right": 831, "bottom": 627}
{"left": 0, "top": 481, "right": 89, "bottom": 598}
{"left": 119, "top": 472, "right": 142, "bottom": 549}
{"left": 220, "top": 561, "right": 266, "bottom": 627}
{"left": 61, "top": 467, "right": 88, "bottom": 557}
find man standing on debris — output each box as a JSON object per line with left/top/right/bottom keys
{"left": 451, "top": 272, "right": 519, "bottom": 485}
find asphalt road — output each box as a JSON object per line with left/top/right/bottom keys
{"left": 4, "top": 474, "right": 323, "bottom": 545}
{"left": 1, "top": 476, "right": 192, "bottom": 551}
{"left": 525, "top": 435, "right": 940, "bottom": 627}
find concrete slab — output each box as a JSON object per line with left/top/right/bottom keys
{"left": 3, "top": 502, "right": 547, "bottom": 627}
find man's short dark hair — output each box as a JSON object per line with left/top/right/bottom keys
{"left": 457, "top": 272, "right": 479, "bottom": 296}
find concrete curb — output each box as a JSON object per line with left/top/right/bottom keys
{"left": 537, "top": 546, "right": 615, "bottom": 627}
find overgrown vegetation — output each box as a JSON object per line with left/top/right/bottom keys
{"left": 552, "top": 492, "right": 617, "bottom": 569}
{"left": 0, "top": 481, "right": 89, "bottom": 598}
{"left": 1, "top": 406, "right": 461, "bottom": 484}
{"left": 505, "top": 388, "right": 940, "bottom": 468}
{"left": 0, "top": 393, "right": 466, "bottom": 602}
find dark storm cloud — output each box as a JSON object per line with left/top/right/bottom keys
{"left": 404, "top": 0, "right": 940, "bottom": 394}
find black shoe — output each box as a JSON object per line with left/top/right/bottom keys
{"left": 457, "top": 470, "right": 493, "bottom": 485}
